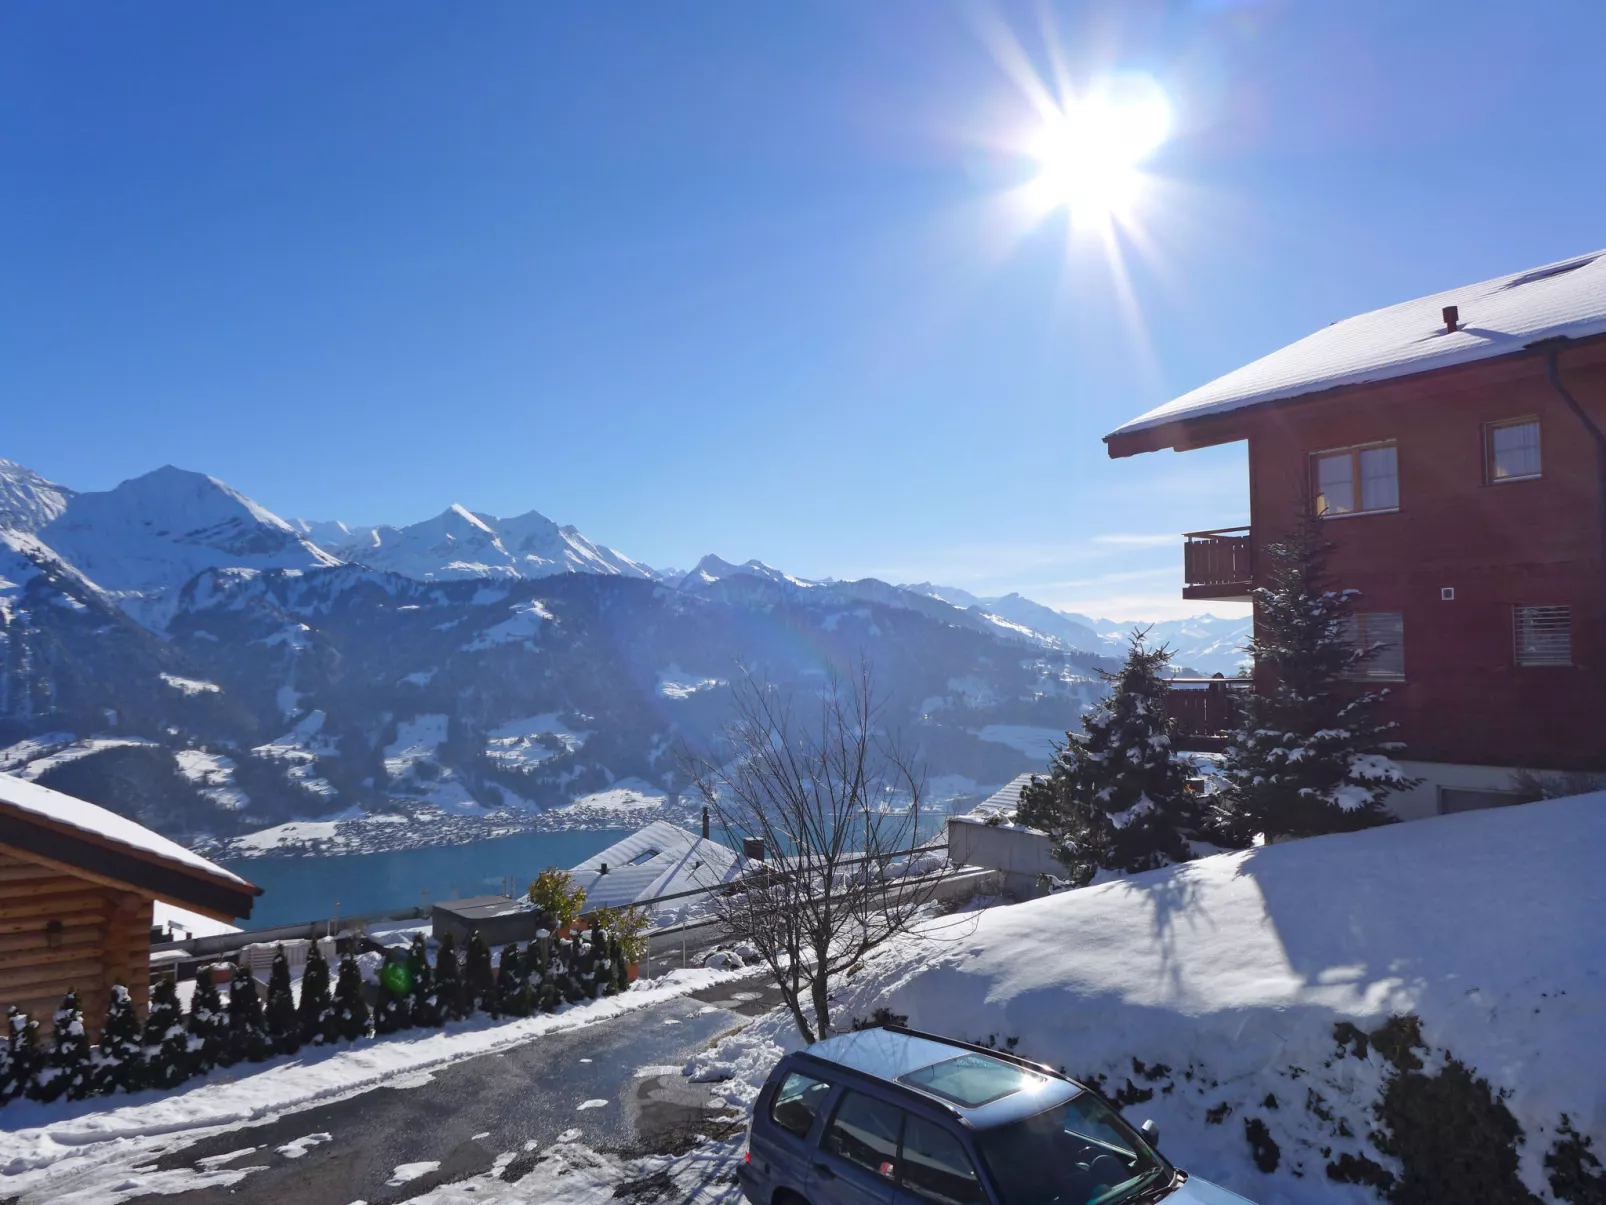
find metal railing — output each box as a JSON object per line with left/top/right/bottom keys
{"left": 1183, "top": 526, "right": 1252, "bottom": 590}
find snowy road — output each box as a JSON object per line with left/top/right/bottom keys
{"left": 99, "top": 979, "right": 779, "bottom": 1205}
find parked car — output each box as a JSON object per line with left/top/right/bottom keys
{"left": 739, "top": 1025, "right": 1256, "bottom": 1205}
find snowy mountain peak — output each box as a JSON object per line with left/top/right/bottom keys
{"left": 0, "top": 458, "right": 75, "bottom": 533}
{"left": 39, "top": 465, "right": 341, "bottom": 626}
{"left": 680, "top": 555, "right": 815, "bottom": 590}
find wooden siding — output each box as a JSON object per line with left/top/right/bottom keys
{"left": 1241, "top": 340, "right": 1606, "bottom": 770}
{"left": 0, "top": 850, "right": 152, "bottom": 1036}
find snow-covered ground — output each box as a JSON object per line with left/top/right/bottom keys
{"left": 0, "top": 968, "right": 742, "bottom": 1203}
{"left": 682, "top": 792, "right": 1605, "bottom": 1204}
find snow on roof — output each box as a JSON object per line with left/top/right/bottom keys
{"left": 1107, "top": 250, "right": 1606, "bottom": 446}
{"left": 961, "top": 773, "right": 1036, "bottom": 821}
{"left": 0, "top": 770, "right": 249, "bottom": 887}
{"left": 568, "top": 819, "right": 741, "bottom": 912}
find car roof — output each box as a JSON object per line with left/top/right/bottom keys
{"left": 798, "top": 1029, "right": 1080, "bottom": 1130}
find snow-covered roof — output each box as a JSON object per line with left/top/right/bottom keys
{"left": 1107, "top": 250, "right": 1606, "bottom": 450}
{"left": 568, "top": 820, "right": 741, "bottom": 912}
{"left": 960, "top": 773, "right": 1036, "bottom": 821}
{"left": 0, "top": 770, "right": 250, "bottom": 888}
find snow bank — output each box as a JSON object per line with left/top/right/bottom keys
{"left": 824, "top": 793, "right": 1605, "bottom": 1203}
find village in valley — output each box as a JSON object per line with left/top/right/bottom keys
{"left": 1, "top": 6, "right": 1603, "bottom": 1205}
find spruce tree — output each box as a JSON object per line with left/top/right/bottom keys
{"left": 582, "top": 922, "right": 605, "bottom": 999}
{"left": 227, "top": 964, "right": 271, "bottom": 1063}
{"left": 1215, "top": 514, "right": 1415, "bottom": 842}
{"left": 94, "top": 984, "right": 146, "bottom": 1095}
{"left": 143, "top": 978, "right": 190, "bottom": 1089}
{"left": 3, "top": 1007, "right": 36, "bottom": 1104}
{"left": 265, "top": 947, "right": 300, "bottom": 1055}
{"left": 298, "top": 944, "right": 334, "bottom": 1046}
{"left": 33, "top": 990, "right": 94, "bottom": 1102}
{"left": 608, "top": 936, "right": 629, "bottom": 996}
{"left": 407, "top": 934, "right": 439, "bottom": 1027}
{"left": 463, "top": 930, "right": 495, "bottom": 1018}
{"left": 493, "top": 943, "right": 523, "bottom": 1017}
{"left": 330, "top": 953, "right": 371, "bottom": 1041}
{"left": 187, "top": 968, "right": 229, "bottom": 1073}
{"left": 1016, "top": 632, "right": 1201, "bottom": 884}
{"left": 530, "top": 935, "right": 559, "bottom": 1013}
{"left": 434, "top": 932, "right": 466, "bottom": 1021}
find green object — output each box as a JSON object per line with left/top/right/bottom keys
{"left": 381, "top": 959, "right": 413, "bottom": 996}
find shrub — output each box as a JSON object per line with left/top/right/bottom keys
{"left": 528, "top": 868, "right": 586, "bottom": 931}
{"left": 593, "top": 905, "right": 652, "bottom": 965}
{"left": 298, "top": 944, "right": 334, "bottom": 1046}
{"left": 265, "top": 947, "right": 300, "bottom": 1055}
{"left": 142, "top": 978, "right": 190, "bottom": 1089}
{"left": 94, "top": 984, "right": 146, "bottom": 1094}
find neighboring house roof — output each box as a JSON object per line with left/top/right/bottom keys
{"left": 1106, "top": 250, "right": 1606, "bottom": 453}
{"left": 568, "top": 819, "right": 741, "bottom": 912}
{"left": 0, "top": 771, "right": 261, "bottom": 920}
{"left": 964, "top": 773, "right": 1035, "bottom": 821}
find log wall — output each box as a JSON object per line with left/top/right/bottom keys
{"left": 0, "top": 851, "right": 152, "bottom": 1036}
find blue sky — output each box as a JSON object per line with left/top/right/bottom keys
{"left": 4, "top": 2, "right": 1604, "bottom": 619}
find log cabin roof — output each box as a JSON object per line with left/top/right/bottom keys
{"left": 0, "top": 772, "right": 260, "bottom": 921}
{"left": 1106, "top": 249, "right": 1606, "bottom": 457}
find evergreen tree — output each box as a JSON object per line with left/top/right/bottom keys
{"left": 265, "top": 947, "right": 300, "bottom": 1055}
{"left": 556, "top": 936, "right": 585, "bottom": 1004}
{"left": 1016, "top": 632, "right": 1201, "bottom": 884}
{"left": 187, "top": 968, "right": 230, "bottom": 1073}
{"left": 407, "top": 934, "right": 439, "bottom": 1028}
{"left": 227, "top": 964, "right": 271, "bottom": 1064}
{"left": 496, "top": 943, "right": 531, "bottom": 1017}
{"left": 530, "top": 934, "right": 559, "bottom": 1013}
{"left": 33, "top": 989, "right": 94, "bottom": 1102}
{"left": 330, "top": 953, "right": 371, "bottom": 1042}
{"left": 3, "top": 1006, "right": 40, "bottom": 1105}
{"left": 582, "top": 922, "right": 605, "bottom": 999}
{"left": 463, "top": 930, "right": 495, "bottom": 1018}
{"left": 297, "top": 944, "right": 334, "bottom": 1046}
{"left": 434, "top": 932, "right": 466, "bottom": 1021}
{"left": 608, "top": 936, "right": 629, "bottom": 996}
{"left": 93, "top": 984, "right": 146, "bottom": 1095}
{"left": 1214, "top": 514, "right": 1415, "bottom": 841}
{"left": 374, "top": 955, "right": 412, "bottom": 1035}
{"left": 142, "top": 978, "right": 190, "bottom": 1089}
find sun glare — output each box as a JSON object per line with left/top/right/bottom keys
{"left": 1025, "top": 75, "right": 1172, "bottom": 227}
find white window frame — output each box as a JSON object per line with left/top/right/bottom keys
{"left": 1311, "top": 441, "right": 1399, "bottom": 519}
{"left": 1341, "top": 612, "right": 1405, "bottom": 681}
{"left": 1514, "top": 605, "right": 1571, "bottom": 667}
{"left": 1485, "top": 417, "right": 1542, "bottom": 484}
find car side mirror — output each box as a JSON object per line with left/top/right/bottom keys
{"left": 1140, "top": 1119, "right": 1160, "bottom": 1148}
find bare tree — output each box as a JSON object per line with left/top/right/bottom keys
{"left": 685, "top": 660, "right": 948, "bottom": 1043}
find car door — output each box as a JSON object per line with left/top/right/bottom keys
{"left": 809, "top": 1086, "right": 907, "bottom": 1205}
{"left": 753, "top": 1066, "right": 837, "bottom": 1195}
{"left": 893, "top": 1112, "right": 993, "bottom": 1205}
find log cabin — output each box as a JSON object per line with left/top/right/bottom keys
{"left": 0, "top": 771, "right": 260, "bottom": 1035}
{"left": 1105, "top": 250, "right": 1606, "bottom": 819}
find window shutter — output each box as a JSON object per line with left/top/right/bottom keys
{"left": 1514, "top": 606, "right": 1571, "bottom": 666}
{"left": 1341, "top": 612, "right": 1405, "bottom": 680}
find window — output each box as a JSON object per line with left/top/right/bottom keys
{"left": 902, "top": 1115, "right": 984, "bottom": 1205}
{"left": 1313, "top": 442, "right": 1398, "bottom": 516}
{"left": 1515, "top": 605, "right": 1571, "bottom": 666}
{"left": 900, "top": 1054, "right": 1045, "bottom": 1108}
{"left": 825, "top": 1090, "right": 905, "bottom": 1180}
{"left": 1341, "top": 612, "right": 1405, "bottom": 680}
{"left": 1486, "top": 418, "right": 1541, "bottom": 482}
{"left": 770, "top": 1071, "right": 831, "bottom": 1139}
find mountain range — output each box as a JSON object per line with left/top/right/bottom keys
{"left": 0, "top": 458, "right": 1248, "bottom": 849}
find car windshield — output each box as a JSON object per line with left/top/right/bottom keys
{"left": 973, "top": 1089, "right": 1171, "bottom": 1205}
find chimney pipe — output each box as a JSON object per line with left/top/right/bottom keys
{"left": 1442, "top": 304, "right": 1459, "bottom": 333}
{"left": 599, "top": 861, "right": 608, "bottom": 875}
{"left": 701, "top": 806, "right": 710, "bottom": 840}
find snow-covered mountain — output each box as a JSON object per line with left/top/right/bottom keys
{"left": 673, "top": 554, "right": 816, "bottom": 591}
{"left": 295, "top": 505, "right": 656, "bottom": 582}
{"left": 0, "top": 459, "right": 74, "bottom": 533}
{"left": 38, "top": 466, "right": 340, "bottom": 627}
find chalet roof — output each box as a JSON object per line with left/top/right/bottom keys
{"left": 0, "top": 771, "right": 260, "bottom": 920}
{"left": 568, "top": 819, "right": 741, "bottom": 912}
{"left": 1106, "top": 250, "right": 1606, "bottom": 454}
{"left": 965, "top": 773, "right": 1035, "bottom": 821}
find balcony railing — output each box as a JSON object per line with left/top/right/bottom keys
{"left": 1165, "top": 677, "right": 1252, "bottom": 753}
{"left": 1183, "top": 526, "right": 1252, "bottom": 600}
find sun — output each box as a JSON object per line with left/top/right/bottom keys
{"left": 1023, "top": 75, "right": 1172, "bottom": 227}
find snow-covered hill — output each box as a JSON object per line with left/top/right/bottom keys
{"left": 0, "top": 459, "right": 73, "bottom": 532}
{"left": 39, "top": 466, "right": 340, "bottom": 625}
{"left": 297, "top": 505, "right": 656, "bottom": 582}
{"left": 708, "top": 792, "right": 1606, "bottom": 1205}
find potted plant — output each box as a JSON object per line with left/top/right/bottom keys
{"left": 592, "top": 904, "right": 652, "bottom": 985}
{"left": 527, "top": 867, "right": 586, "bottom": 940}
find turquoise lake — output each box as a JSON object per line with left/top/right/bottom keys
{"left": 224, "top": 828, "right": 633, "bottom": 928}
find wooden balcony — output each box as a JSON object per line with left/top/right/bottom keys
{"left": 1183, "top": 527, "right": 1252, "bottom": 600}
{"left": 1165, "top": 677, "right": 1252, "bottom": 753}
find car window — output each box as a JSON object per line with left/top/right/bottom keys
{"left": 770, "top": 1071, "right": 833, "bottom": 1139}
{"left": 903, "top": 1114, "right": 985, "bottom": 1205}
{"left": 825, "top": 1089, "right": 905, "bottom": 1180}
